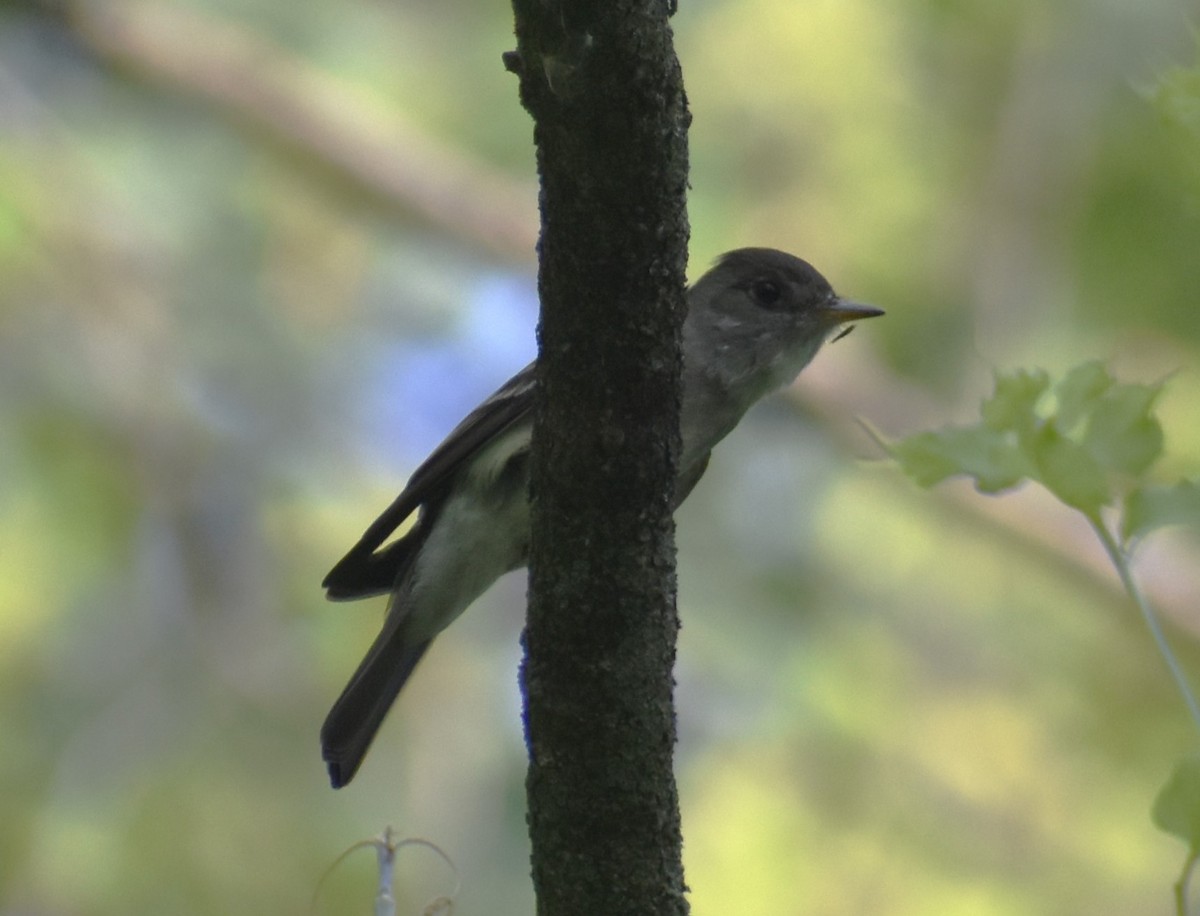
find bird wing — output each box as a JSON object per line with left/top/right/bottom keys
{"left": 322, "top": 361, "right": 536, "bottom": 599}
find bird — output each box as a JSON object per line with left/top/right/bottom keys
{"left": 319, "top": 247, "right": 883, "bottom": 787}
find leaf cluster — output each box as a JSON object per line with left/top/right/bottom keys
{"left": 891, "top": 361, "right": 1200, "bottom": 542}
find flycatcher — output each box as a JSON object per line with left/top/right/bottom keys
{"left": 320, "top": 247, "right": 883, "bottom": 787}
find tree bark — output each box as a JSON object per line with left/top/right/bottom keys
{"left": 508, "top": 1, "right": 691, "bottom": 914}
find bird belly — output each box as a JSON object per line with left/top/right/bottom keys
{"left": 401, "top": 441, "right": 532, "bottom": 642}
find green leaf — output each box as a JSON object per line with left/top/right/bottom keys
{"left": 891, "top": 426, "right": 1029, "bottom": 493}
{"left": 981, "top": 369, "right": 1048, "bottom": 433}
{"left": 1123, "top": 479, "right": 1200, "bottom": 543}
{"left": 1153, "top": 756, "right": 1200, "bottom": 850}
{"left": 1053, "top": 360, "right": 1113, "bottom": 432}
{"left": 893, "top": 363, "right": 1176, "bottom": 526}
{"left": 1082, "top": 382, "right": 1164, "bottom": 475}
{"left": 890, "top": 431, "right": 961, "bottom": 487}
{"left": 1029, "top": 421, "right": 1110, "bottom": 516}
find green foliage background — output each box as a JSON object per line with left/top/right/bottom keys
{"left": 1, "top": 0, "right": 1199, "bottom": 913}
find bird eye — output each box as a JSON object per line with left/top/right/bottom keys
{"left": 750, "top": 278, "right": 783, "bottom": 307}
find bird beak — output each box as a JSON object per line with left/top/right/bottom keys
{"left": 821, "top": 298, "right": 883, "bottom": 342}
{"left": 822, "top": 298, "right": 885, "bottom": 325}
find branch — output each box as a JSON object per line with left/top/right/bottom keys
{"left": 512, "top": 1, "right": 691, "bottom": 913}
{"left": 70, "top": 0, "right": 538, "bottom": 260}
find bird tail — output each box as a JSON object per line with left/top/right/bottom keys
{"left": 320, "top": 629, "right": 431, "bottom": 788}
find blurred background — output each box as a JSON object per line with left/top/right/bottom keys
{"left": 2, "top": 0, "right": 1200, "bottom": 913}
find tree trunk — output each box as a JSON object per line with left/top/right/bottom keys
{"left": 508, "top": 1, "right": 691, "bottom": 914}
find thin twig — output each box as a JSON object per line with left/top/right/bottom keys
{"left": 1089, "top": 517, "right": 1200, "bottom": 733}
